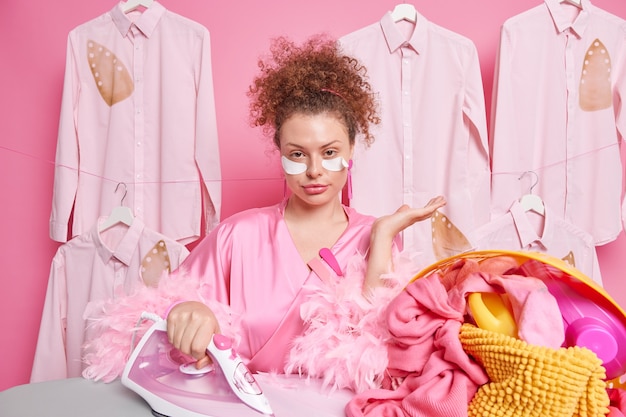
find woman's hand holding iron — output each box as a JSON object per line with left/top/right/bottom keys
{"left": 166, "top": 301, "right": 221, "bottom": 369}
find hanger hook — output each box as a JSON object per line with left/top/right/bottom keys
{"left": 518, "top": 170, "right": 539, "bottom": 194}
{"left": 115, "top": 182, "right": 128, "bottom": 206}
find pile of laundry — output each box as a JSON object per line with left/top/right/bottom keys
{"left": 288, "top": 252, "right": 625, "bottom": 417}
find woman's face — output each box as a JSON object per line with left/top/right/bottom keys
{"left": 279, "top": 112, "right": 353, "bottom": 208}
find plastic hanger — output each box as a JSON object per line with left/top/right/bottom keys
{"left": 518, "top": 171, "right": 545, "bottom": 215}
{"left": 391, "top": 3, "right": 417, "bottom": 23}
{"left": 122, "top": 0, "right": 154, "bottom": 13}
{"left": 560, "top": 0, "right": 582, "bottom": 8}
{"left": 99, "top": 183, "right": 134, "bottom": 232}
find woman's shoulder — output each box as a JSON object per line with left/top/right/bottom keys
{"left": 191, "top": 204, "right": 281, "bottom": 251}
{"left": 217, "top": 203, "right": 282, "bottom": 230}
{"left": 344, "top": 204, "right": 376, "bottom": 227}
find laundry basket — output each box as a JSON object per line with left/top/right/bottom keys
{"left": 410, "top": 249, "right": 626, "bottom": 381}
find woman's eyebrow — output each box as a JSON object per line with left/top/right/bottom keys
{"left": 283, "top": 139, "right": 342, "bottom": 149}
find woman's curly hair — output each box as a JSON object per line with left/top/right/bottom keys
{"left": 248, "top": 34, "right": 379, "bottom": 148}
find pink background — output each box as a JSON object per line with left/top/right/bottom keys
{"left": 0, "top": 0, "right": 625, "bottom": 391}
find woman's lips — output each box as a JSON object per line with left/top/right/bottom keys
{"left": 303, "top": 184, "right": 329, "bottom": 194}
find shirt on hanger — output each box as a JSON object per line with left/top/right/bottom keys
{"left": 30, "top": 218, "right": 189, "bottom": 382}
{"left": 49, "top": 1, "right": 222, "bottom": 244}
{"left": 468, "top": 199, "right": 603, "bottom": 285}
{"left": 339, "top": 11, "right": 490, "bottom": 264}
{"left": 490, "top": 0, "right": 626, "bottom": 245}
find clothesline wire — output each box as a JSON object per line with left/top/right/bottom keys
{"left": 490, "top": 141, "right": 619, "bottom": 177}
{"left": 0, "top": 144, "right": 283, "bottom": 184}
{"left": 1, "top": 141, "right": 620, "bottom": 185}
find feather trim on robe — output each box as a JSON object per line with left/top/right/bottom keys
{"left": 81, "top": 268, "right": 241, "bottom": 383}
{"left": 285, "top": 251, "right": 420, "bottom": 393}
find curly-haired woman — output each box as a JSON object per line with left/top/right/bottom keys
{"left": 83, "top": 34, "right": 444, "bottom": 382}
{"left": 166, "top": 33, "right": 445, "bottom": 371}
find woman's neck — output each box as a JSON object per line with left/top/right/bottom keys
{"left": 284, "top": 195, "right": 346, "bottom": 225}
{"left": 283, "top": 195, "right": 349, "bottom": 264}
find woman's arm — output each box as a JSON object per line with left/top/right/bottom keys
{"left": 363, "top": 196, "right": 446, "bottom": 295}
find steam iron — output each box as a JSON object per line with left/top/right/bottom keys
{"left": 121, "top": 314, "right": 274, "bottom": 417}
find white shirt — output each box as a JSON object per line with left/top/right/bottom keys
{"left": 490, "top": 0, "right": 626, "bottom": 244}
{"left": 31, "top": 218, "right": 189, "bottom": 382}
{"left": 339, "top": 11, "right": 490, "bottom": 264}
{"left": 468, "top": 200, "right": 603, "bottom": 285}
{"left": 50, "top": 1, "right": 221, "bottom": 244}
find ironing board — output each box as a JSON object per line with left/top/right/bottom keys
{"left": 0, "top": 375, "right": 353, "bottom": 416}
{"left": 0, "top": 378, "right": 145, "bottom": 416}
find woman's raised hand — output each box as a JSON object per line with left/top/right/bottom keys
{"left": 372, "top": 196, "right": 447, "bottom": 241}
{"left": 364, "top": 196, "right": 446, "bottom": 293}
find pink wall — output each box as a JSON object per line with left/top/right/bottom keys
{"left": 0, "top": 0, "right": 624, "bottom": 391}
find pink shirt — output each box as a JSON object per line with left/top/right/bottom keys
{"left": 468, "top": 200, "right": 603, "bottom": 285}
{"left": 50, "top": 1, "right": 221, "bottom": 244}
{"left": 171, "top": 200, "right": 378, "bottom": 371}
{"left": 490, "top": 0, "right": 626, "bottom": 245}
{"left": 339, "top": 12, "right": 490, "bottom": 263}
{"left": 31, "top": 218, "right": 189, "bottom": 382}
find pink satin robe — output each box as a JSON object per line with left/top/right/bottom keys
{"left": 171, "top": 200, "right": 377, "bottom": 372}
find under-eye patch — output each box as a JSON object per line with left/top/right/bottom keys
{"left": 281, "top": 156, "right": 307, "bottom": 175}
{"left": 281, "top": 156, "right": 349, "bottom": 175}
{"left": 322, "top": 156, "right": 350, "bottom": 172}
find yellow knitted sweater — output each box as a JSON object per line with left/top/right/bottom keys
{"left": 459, "top": 323, "right": 609, "bottom": 417}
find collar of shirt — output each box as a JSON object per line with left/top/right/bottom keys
{"left": 544, "top": 0, "right": 591, "bottom": 37}
{"left": 509, "top": 199, "right": 554, "bottom": 250}
{"left": 380, "top": 11, "right": 428, "bottom": 55}
{"left": 109, "top": 0, "right": 166, "bottom": 38}
{"left": 93, "top": 217, "right": 146, "bottom": 265}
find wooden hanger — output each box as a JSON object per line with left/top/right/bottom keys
{"left": 122, "top": 0, "right": 154, "bottom": 13}
{"left": 391, "top": 3, "right": 417, "bottom": 23}
{"left": 99, "top": 183, "right": 134, "bottom": 232}
{"left": 518, "top": 171, "right": 545, "bottom": 215}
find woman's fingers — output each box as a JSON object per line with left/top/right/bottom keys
{"left": 378, "top": 196, "right": 447, "bottom": 237}
{"left": 166, "top": 301, "right": 220, "bottom": 363}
